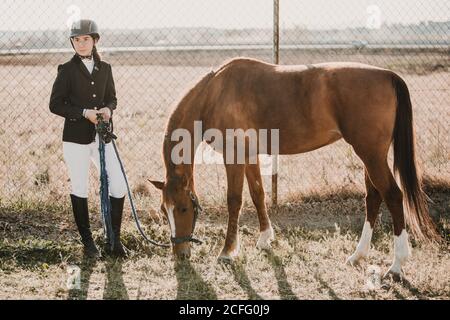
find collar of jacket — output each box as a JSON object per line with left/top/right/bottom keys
{"left": 71, "top": 54, "right": 102, "bottom": 78}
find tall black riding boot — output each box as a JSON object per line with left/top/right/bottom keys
{"left": 109, "top": 196, "right": 128, "bottom": 257}
{"left": 70, "top": 194, "right": 100, "bottom": 259}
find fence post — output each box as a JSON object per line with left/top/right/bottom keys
{"left": 272, "top": 0, "right": 279, "bottom": 207}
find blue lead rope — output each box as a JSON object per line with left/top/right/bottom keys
{"left": 96, "top": 113, "right": 170, "bottom": 249}
{"left": 98, "top": 137, "right": 115, "bottom": 251}
{"left": 111, "top": 139, "right": 171, "bottom": 248}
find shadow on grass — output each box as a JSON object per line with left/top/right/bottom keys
{"left": 103, "top": 257, "right": 129, "bottom": 300}
{"left": 218, "top": 259, "right": 263, "bottom": 300}
{"left": 381, "top": 275, "right": 430, "bottom": 300}
{"left": 263, "top": 249, "right": 298, "bottom": 300}
{"left": 270, "top": 183, "right": 450, "bottom": 244}
{"left": 66, "top": 255, "right": 130, "bottom": 300}
{"left": 294, "top": 250, "right": 341, "bottom": 300}
{"left": 313, "top": 273, "right": 341, "bottom": 300}
{"left": 0, "top": 240, "right": 76, "bottom": 271}
{"left": 174, "top": 259, "right": 217, "bottom": 300}
{"left": 67, "top": 255, "right": 97, "bottom": 300}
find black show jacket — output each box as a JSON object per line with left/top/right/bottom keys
{"left": 49, "top": 54, "right": 117, "bottom": 144}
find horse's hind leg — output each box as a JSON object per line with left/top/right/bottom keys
{"left": 245, "top": 162, "right": 274, "bottom": 250}
{"left": 356, "top": 152, "right": 411, "bottom": 277}
{"left": 219, "top": 163, "right": 246, "bottom": 261}
{"left": 347, "top": 170, "right": 382, "bottom": 265}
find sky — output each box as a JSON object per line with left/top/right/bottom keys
{"left": 1, "top": 0, "right": 449, "bottom": 31}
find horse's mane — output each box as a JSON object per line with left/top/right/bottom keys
{"left": 163, "top": 70, "right": 216, "bottom": 172}
{"left": 165, "top": 70, "right": 215, "bottom": 135}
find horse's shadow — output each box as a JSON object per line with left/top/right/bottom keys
{"left": 221, "top": 259, "right": 263, "bottom": 300}
{"left": 218, "top": 250, "right": 298, "bottom": 300}
{"left": 313, "top": 271, "right": 340, "bottom": 300}
{"left": 174, "top": 259, "right": 217, "bottom": 300}
{"left": 381, "top": 274, "right": 429, "bottom": 300}
{"left": 263, "top": 249, "right": 299, "bottom": 300}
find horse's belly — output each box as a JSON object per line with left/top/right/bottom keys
{"left": 277, "top": 128, "right": 343, "bottom": 155}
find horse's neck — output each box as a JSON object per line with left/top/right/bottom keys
{"left": 163, "top": 71, "right": 214, "bottom": 182}
{"left": 163, "top": 99, "right": 202, "bottom": 181}
{"left": 163, "top": 134, "right": 197, "bottom": 178}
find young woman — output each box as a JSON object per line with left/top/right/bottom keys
{"left": 49, "top": 19, "right": 127, "bottom": 258}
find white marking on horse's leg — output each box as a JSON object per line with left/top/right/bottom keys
{"left": 386, "top": 229, "right": 411, "bottom": 276}
{"left": 166, "top": 204, "right": 176, "bottom": 237}
{"left": 347, "top": 221, "right": 373, "bottom": 265}
{"left": 228, "top": 232, "right": 241, "bottom": 257}
{"left": 256, "top": 224, "right": 274, "bottom": 250}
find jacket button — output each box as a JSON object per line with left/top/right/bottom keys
{"left": 92, "top": 94, "right": 96, "bottom": 98}
{"left": 91, "top": 81, "right": 94, "bottom": 85}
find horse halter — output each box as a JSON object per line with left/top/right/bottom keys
{"left": 170, "top": 191, "right": 203, "bottom": 245}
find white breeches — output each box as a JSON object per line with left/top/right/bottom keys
{"left": 63, "top": 134, "right": 127, "bottom": 198}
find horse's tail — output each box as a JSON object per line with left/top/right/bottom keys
{"left": 392, "top": 74, "right": 440, "bottom": 242}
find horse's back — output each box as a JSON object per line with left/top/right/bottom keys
{"left": 215, "top": 57, "right": 390, "bottom": 74}
{"left": 205, "top": 58, "right": 399, "bottom": 154}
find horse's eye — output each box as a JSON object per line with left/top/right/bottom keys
{"left": 180, "top": 207, "right": 188, "bottom": 213}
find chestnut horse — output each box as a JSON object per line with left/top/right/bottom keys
{"left": 150, "top": 58, "right": 439, "bottom": 278}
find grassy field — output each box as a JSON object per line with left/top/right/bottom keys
{"left": 0, "top": 183, "right": 449, "bottom": 300}
{"left": 0, "top": 49, "right": 449, "bottom": 299}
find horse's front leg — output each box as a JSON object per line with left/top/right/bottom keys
{"left": 245, "top": 162, "right": 274, "bottom": 249}
{"left": 218, "top": 163, "right": 245, "bottom": 261}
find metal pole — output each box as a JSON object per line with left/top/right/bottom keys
{"left": 273, "top": 0, "right": 279, "bottom": 65}
{"left": 272, "top": 0, "right": 279, "bottom": 207}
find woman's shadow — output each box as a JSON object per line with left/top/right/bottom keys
{"left": 67, "top": 254, "right": 129, "bottom": 300}
{"left": 103, "top": 257, "right": 129, "bottom": 300}
{"left": 175, "top": 259, "right": 217, "bottom": 300}
{"left": 67, "top": 255, "right": 96, "bottom": 300}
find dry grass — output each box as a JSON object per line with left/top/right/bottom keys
{"left": 0, "top": 185, "right": 448, "bottom": 300}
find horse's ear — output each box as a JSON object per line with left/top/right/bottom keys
{"left": 148, "top": 179, "right": 164, "bottom": 190}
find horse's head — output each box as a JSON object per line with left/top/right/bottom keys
{"left": 149, "top": 176, "right": 202, "bottom": 259}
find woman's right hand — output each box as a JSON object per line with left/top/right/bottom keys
{"left": 85, "top": 109, "right": 101, "bottom": 124}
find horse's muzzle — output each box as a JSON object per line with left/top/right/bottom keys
{"left": 173, "top": 242, "right": 191, "bottom": 260}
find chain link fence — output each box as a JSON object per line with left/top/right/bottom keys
{"left": 0, "top": 0, "right": 448, "bottom": 209}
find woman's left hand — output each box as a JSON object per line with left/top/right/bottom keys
{"left": 98, "top": 107, "right": 112, "bottom": 121}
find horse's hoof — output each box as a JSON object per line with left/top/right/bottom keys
{"left": 256, "top": 239, "right": 272, "bottom": 250}
{"left": 383, "top": 268, "right": 403, "bottom": 282}
{"left": 217, "top": 254, "right": 234, "bottom": 264}
{"left": 346, "top": 254, "right": 362, "bottom": 267}
{"left": 256, "top": 227, "right": 274, "bottom": 250}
